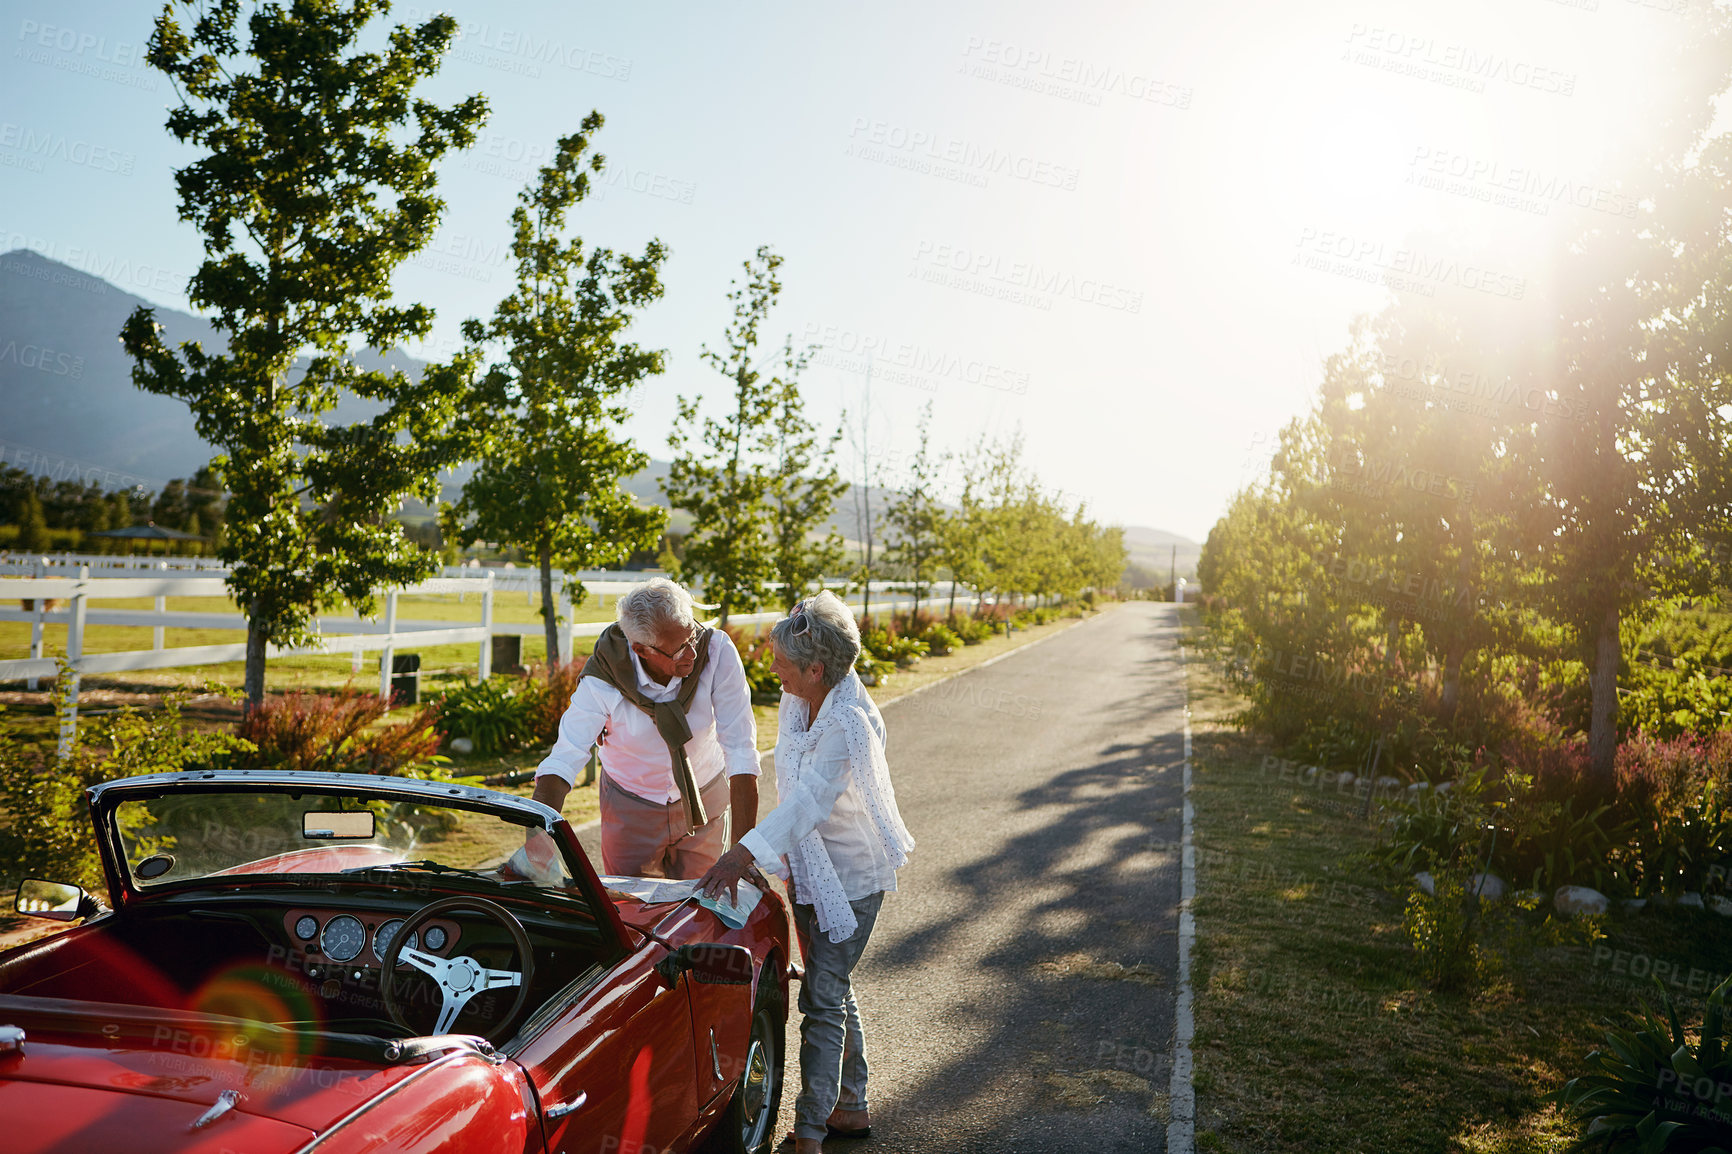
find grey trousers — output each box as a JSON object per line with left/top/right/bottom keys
{"left": 791, "top": 891, "right": 885, "bottom": 1141}
{"left": 597, "top": 770, "right": 730, "bottom": 879}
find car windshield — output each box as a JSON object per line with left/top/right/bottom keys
{"left": 111, "top": 786, "right": 576, "bottom": 897}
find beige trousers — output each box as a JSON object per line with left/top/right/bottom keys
{"left": 598, "top": 770, "right": 730, "bottom": 879}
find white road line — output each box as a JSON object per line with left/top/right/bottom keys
{"left": 1167, "top": 629, "right": 1196, "bottom": 1154}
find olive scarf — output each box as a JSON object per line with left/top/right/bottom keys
{"left": 580, "top": 622, "right": 715, "bottom": 832}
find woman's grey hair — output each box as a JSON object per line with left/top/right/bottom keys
{"left": 616, "top": 577, "right": 697, "bottom": 645}
{"left": 770, "top": 590, "right": 860, "bottom": 688}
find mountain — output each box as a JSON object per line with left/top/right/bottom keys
{"left": 0, "top": 249, "right": 417, "bottom": 488}
{"left": 1122, "top": 526, "right": 1200, "bottom": 583}
{"left": 1, "top": 248, "right": 224, "bottom": 485}
{"left": 0, "top": 248, "right": 1193, "bottom": 572}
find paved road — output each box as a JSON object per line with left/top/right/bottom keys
{"left": 579, "top": 602, "right": 1187, "bottom": 1151}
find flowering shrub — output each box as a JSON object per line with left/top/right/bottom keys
{"left": 235, "top": 689, "right": 446, "bottom": 775}
{"left": 920, "top": 621, "right": 962, "bottom": 657}
{"left": 723, "top": 627, "right": 781, "bottom": 703}
{"left": 527, "top": 659, "right": 586, "bottom": 744}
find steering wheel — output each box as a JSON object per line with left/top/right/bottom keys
{"left": 380, "top": 895, "right": 536, "bottom": 1043}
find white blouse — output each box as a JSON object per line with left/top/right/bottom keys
{"left": 738, "top": 671, "right": 915, "bottom": 940}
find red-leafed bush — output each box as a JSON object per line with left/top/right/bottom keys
{"left": 528, "top": 658, "right": 587, "bottom": 744}
{"left": 233, "top": 689, "right": 446, "bottom": 778}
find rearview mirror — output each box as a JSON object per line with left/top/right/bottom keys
{"left": 303, "top": 811, "right": 376, "bottom": 839}
{"left": 16, "top": 878, "right": 93, "bottom": 922}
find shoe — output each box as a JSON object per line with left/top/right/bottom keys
{"left": 827, "top": 1122, "right": 871, "bottom": 1139}
{"left": 826, "top": 1107, "right": 871, "bottom": 1139}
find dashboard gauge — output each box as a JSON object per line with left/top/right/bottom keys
{"left": 422, "top": 925, "right": 448, "bottom": 951}
{"left": 373, "top": 919, "right": 417, "bottom": 962}
{"left": 320, "top": 914, "right": 366, "bottom": 962}
{"left": 294, "top": 915, "right": 319, "bottom": 942}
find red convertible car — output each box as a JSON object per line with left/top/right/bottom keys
{"left": 0, "top": 770, "right": 791, "bottom": 1154}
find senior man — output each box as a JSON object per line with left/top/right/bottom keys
{"left": 531, "top": 577, "right": 759, "bottom": 879}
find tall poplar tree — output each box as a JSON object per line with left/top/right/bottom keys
{"left": 122, "top": 0, "right": 486, "bottom": 706}
{"left": 440, "top": 115, "right": 669, "bottom": 666}
{"left": 885, "top": 403, "right": 943, "bottom": 617}
{"left": 938, "top": 440, "right": 989, "bottom": 620}
{"left": 767, "top": 354, "right": 847, "bottom": 610}
{"left": 665, "top": 246, "right": 790, "bottom": 624}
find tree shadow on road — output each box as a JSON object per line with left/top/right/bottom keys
{"left": 860, "top": 606, "right": 1187, "bottom": 1152}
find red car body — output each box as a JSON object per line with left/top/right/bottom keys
{"left": 0, "top": 771, "right": 792, "bottom": 1154}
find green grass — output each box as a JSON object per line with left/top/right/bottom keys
{"left": 1179, "top": 610, "right": 1732, "bottom": 1154}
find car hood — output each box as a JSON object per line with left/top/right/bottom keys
{"left": 0, "top": 1026, "right": 421, "bottom": 1142}
{"left": 0, "top": 1073, "right": 317, "bottom": 1154}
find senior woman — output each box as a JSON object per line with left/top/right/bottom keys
{"left": 698, "top": 591, "right": 916, "bottom": 1154}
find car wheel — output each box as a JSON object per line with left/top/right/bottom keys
{"left": 707, "top": 988, "right": 784, "bottom": 1154}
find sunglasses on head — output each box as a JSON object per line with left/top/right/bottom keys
{"left": 787, "top": 601, "right": 811, "bottom": 636}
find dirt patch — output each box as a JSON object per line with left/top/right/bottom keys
{"left": 1042, "top": 1068, "right": 1161, "bottom": 1113}
{"left": 1037, "top": 951, "right": 1167, "bottom": 986}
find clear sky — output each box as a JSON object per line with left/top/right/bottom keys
{"left": 0, "top": 0, "right": 1695, "bottom": 541}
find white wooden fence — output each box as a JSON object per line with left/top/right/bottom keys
{"left": 1, "top": 565, "right": 982, "bottom": 697}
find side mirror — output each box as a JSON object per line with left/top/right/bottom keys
{"left": 655, "top": 943, "right": 755, "bottom": 988}
{"left": 15, "top": 878, "right": 101, "bottom": 922}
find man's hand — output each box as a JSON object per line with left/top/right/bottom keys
{"left": 697, "top": 844, "right": 754, "bottom": 906}
{"left": 503, "top": 829, "right": 565, "bottom": 888}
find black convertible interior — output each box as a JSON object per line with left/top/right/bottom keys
{"left": 0, "top": 880, "right": 622, "bottom": 1042}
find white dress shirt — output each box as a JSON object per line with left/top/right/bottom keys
{"left": 739, "top": 682, "right": 905, "bottom": 902}
{"left": 535, "top": 629, "right": 759, "bottom": 802}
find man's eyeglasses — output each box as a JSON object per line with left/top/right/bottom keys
{"left": 642, "top": 627, "right": 700, "bottom": 660}
{"left": 787, "top": 601, "right": 811, "bottom": 637}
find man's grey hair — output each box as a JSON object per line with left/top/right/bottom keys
{"left": 616, "top": 577, "right": 697, "bottom": 645}
{"left": 770, "top": 590, "right": 860, "bottom": 688}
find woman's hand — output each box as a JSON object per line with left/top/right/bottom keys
{"left": 697, "top": 844, "right": 755, "bottom": 905}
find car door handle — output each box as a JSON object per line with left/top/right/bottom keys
{"left": 545, "top": 1090, "right": 588, "bottom": 1120}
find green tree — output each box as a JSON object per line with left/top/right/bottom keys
{"left": 122, "top": 1, "right": 486, "bottom": 706}
{"left": 440, "top": 116, "right": 669, "bottom": 665}
{"left": 17, "top": 489, "right": 49, "bottom": 553}
{"left": 665, "top": 246, "right": 791, "bottom": 624}
{"left": 885, "top": 403, "right": 944, "bottom": 617}
{"left": 974, "top": 432, "right": 1034, "bottom": 613}
{"left": 767, "top": 358, "right": 846, "bottom": 610}
{"left": 938, "top": 441, "right": 989, "bottom": 619}
{"left": 1517, "top": 9, "right": 1732, "bottom": 788}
